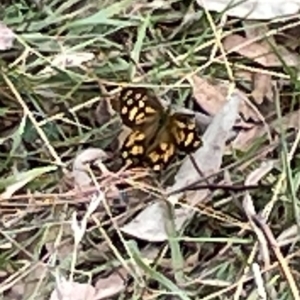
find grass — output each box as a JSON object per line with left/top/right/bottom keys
{"left": 1, "top": 0, "right": 300, "bottom": 299}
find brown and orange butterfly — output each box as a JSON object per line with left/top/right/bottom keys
{"left": 112, "top": 87, "right": 202, "bottom": 172}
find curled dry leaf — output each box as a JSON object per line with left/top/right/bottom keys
{"left": 190, "top": 75, "right": 260, "bottom": 125}
{"left": 251, "top": 73, "right": 273, "bottom": 104}
{"left": 72, "top": 148, "right": 109, "bottom": 188}
{"left": 0, "top": 22, "right": 14, "bottom": 50}
{"left": 196, "top": 0, "right": 300, "bottom": 20}
{"left": 121, "top": 92, "right": 241, "bottom": 241}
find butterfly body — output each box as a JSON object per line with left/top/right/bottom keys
{"left": 112, "top": 87, "right": 201, "bottom": 171}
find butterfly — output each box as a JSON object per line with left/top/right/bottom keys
{"left": 112, "top": 87, "right": 202, "bottom": 172}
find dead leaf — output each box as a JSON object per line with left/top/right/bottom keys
{"left": 232, "top": 109, "right": 300, "bottom": 151}
{"left": 72, "top": 148, "right": 109, "bottom": 188}
{"left": 0, "top": 22, "right": 14, "bottom": 51}
{"left": 49, "top": 280, "right": 96, "bottom": 300}
{"left": 251, "top": 73, "right": 273, "bottom": 104}
{"left": 190, "top": 75, "right": 260, "bottom": 124}
{"left": 8, "top": 264, "right": 49, "bottom": 300}
{"left": 244, "top": 161, "right": 274, "bottom": 186}
{"left": 272, "top": 109, "right": 300, "bottom": 130}
{"left": 231, "top": 125, "right": 265, "bottom": 150}
{"left": 244, "top": 23, "right": 274, "bottom": 104}
{"left": 277, "top": 225, "right": 299, "bottom": 247}
{"left": 196, "top": 0, "right": 300, "bottom": 20}
{"left": 44, "top": 223, "right": 77, "bottom": 264}
{"left": 121, "top": 202, "right": 191, "bottom": 242}
{"left": 223, "top": 34, "right": 299, "bottom": 68}
{"left": 94, "top": 269, "right": 127, "bottom": 300}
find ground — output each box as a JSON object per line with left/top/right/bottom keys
{"left": 0, "top": 1, "right": 300, "bottom": 299}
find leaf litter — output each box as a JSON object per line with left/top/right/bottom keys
{"left": 2, "top": 2, "right": 300, "bottom": 300}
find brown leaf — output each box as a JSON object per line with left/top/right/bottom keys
{"left": 251, "top": 73, "right": 273, "bottom": 104}
{"left": 231, "top": 126, "right": 265, "bottom": 151}
{"left": 9, "top": 264, "right": 49, "bottom": 300}
{"left": 222, "top": 34, "right": 299, "bottom": 67}
{"left": 121, "top": 202, "right": 191, "bottom": 242}
{"left": 272, "top": 109, "right": 300, "bottom": 131}
{"left": 232, "top": 109, "right": 300, "bottom": 151}
{"left": 94, "top": 269, "right": 127, "bottom": 300}
{"left": 244, "top": 23, "right": 274, "bottom": 104}
{"left": 190, "top": 75, "right": 260, "bottom": 124}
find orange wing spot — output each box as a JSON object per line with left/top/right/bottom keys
{"left": 125, "top": 90, "right": 133, "bottom": 97}
{"left": 149, "top": 151, "right": 160, "bottom": 163}
{"left": 187, "top": 122, "right": 196, "bottom": 130}
{"left": 175, "top": 120, "right": 186, "bottom": 129}
{"left": 163, "top": 144, "right": 175, "bottom": 163}
{"left": 160, "top": 142, "right": 168, "bottom": 151}
{"left": 122, "top": 151, "right": 129, "bottom": 158}
{"left": 128, "top": 107, "right": 138, "bottom": 121}
{"left": 135, "top": 93, "right": 143, "bottom": 100}
{"left": 121, "top": 106, "right": 128, "bottom": 115}
{"left": 184, "top": 132, "right": 194, "bottom": 147}
{"left": 138, "top": 101, "right": 145, "bottom": 108}
{"left": 126, "top": 99, "right": 134, "bottom": 106}
{"left": 145, "top": 106, "right": 156, "bottom": 114}
{"left": 153, "top": 164, "right": 161, "bottom": 171}
{"left": 135, "top": 132, "right": 145, "bottom": 140}
{"left": 132, "top": 145, "right": 144, "bottom": 155}
{"left": 135, "top": 112, "right": 145, "bottom": 122}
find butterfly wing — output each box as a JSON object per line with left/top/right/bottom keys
{"left": 145, "top": 113, "right": 202, "bottom": 171}
{"left": 117, "top": 87, "right": 163, "bottom": 167}
{"left": 114, "top": 87, "right": 163, "bottom": 129}
{"left": 121, "top": 130, "right": 148, "bottom": 167}
{"left": 116, "top": 87, "right": 201, "bottom": 171}
{"left": 144, "top": 127, "right": 177, "bottom": 171}
{"left": 169, "top": 112, "right": 202, "bottom": 153}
